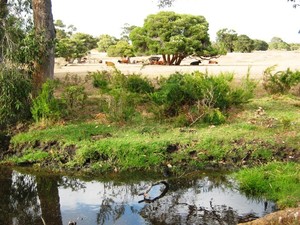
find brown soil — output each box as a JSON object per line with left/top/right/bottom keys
{"left": 238, "top": 207, "right": 300, "bottom": 225}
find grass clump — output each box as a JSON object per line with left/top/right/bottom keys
{"left": 234, "top": 162, "right": 300, "bottom": 208}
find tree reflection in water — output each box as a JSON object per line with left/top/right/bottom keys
{"left": 0, "top": 168, "right": 276, "bottom": 225}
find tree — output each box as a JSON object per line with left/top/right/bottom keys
{"left": 107, "top": 40, "right": 134, "bottom": 57}
{"left": 32, "top": 0, "right": 56, "bottom": 92}
{"left": 0, "top": 0, "right": 8, "bottom": 60}
{"left": 233, "top": 34, "right": 254, "bottom": 53}
{"left": 253, "top": 39, "right": 269, "bottom": 51}
{"left": 56, "top": 32, "right": 98, "bottom": 62}
{"left": 120, "top": 23, "right": 137, "bottom": 42}
{"left": 97, "top": 34, "right": 118, "bottom": 52}
{"left": 216, "top": 28, "right": 238, "bottom": 53}
{"left": 54, "top": 19, "right": 76, "bottom": 39}
{"left": 130, "top": 11, "right": 220, "bottom": 65}
{"left": 269, "top": 37, "right": 291, "bottom": 50}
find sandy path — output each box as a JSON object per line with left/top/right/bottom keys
{"left": 55, "top": 51, "right": 300, "bottom": 80}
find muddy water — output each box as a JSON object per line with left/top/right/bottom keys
{"left": 0, "top": 167, "right": 276, "bottom": 225}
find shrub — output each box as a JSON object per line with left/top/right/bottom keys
{"left": 61, "top": 85, "right": 87, "bottom": 110}
{"left": 104, "top": 89, "right": 137, "bottom": 123}
{"left": 150, "top": 72, "right": 255, "bottom": 122}
{"left": 0, "top": 65, "right": 32, "bottom": 127}
{"left": 263, "top": 66, "right": 300, "bottom": 94}
{"left": 31, "top": 80, "right": 64, "bottom": 123}
{"left": 60, "top": 74, "right": 88, "bottom": 111}
{"left": 150, "top": 73, "right": 187, "bottom": 117}
{"left": 90, "top": 70, "right": 111, "bottom": 92}
{"left": 203, "top": 108, "right": 226, "bottom": 125}
{"left": 125, "top": 74, "right": 154, "bottom": 94}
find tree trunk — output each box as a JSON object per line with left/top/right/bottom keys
{"left": 0, "top": 0, "right": 8, "bottom": 61}
{"left": 32, "top": 0, "right": 55, "bottom": 93}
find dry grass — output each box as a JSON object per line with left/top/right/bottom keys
{"left": 55, "top": 50, "right": 300, "bottom": 80}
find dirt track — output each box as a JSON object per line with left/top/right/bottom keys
{"left": 55, "top": 51, "right": 300, "bottom": 80}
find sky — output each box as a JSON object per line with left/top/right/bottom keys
{"left": 51, "top": 0, "right": 300, "bottom": 43}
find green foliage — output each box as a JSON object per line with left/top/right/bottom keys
{"left": 105, "top": 89, "right": 137, "bottom": 123}
{"left": 263, "top": 65, "right": 300, "bottom": 94}
{"left": 90, "top": 70, "right": 111, "bottom": 92}
{"left": 253, "top": 39, "right": 269, "bottom": 51}
{"left": 234, "top": 162, "right": 300, "bottom": 208}
{"left": 14, "top": 30, "right": 51, "bottom": 73}
{"left": 90, "top": 69, "right": 256, "bottom": 124}
{"left": 55, "top": 32, "right": 98, "bottom": 62}
{"left": 216, "top": 28, "right": 238, "bottom": 53}
{"left": 31, "top": 80, "right": 64, "bottom": 123}
{"left": 130, "top": 11, "right": 220, "bottom": 65}
{"left": 233, "top": 34, "right": 255, "bottom": 53}
{"left": 150, "top": 73, "right": 187, "bottom": 116}
{"left": 97, "top": 34, "right": 118, "bottom": 52}
{"left": 54, "top": 20, "right": 77, "bottom": 39}
{"left": 150, "top": 71, "right": 256, "bottom": 123}
{"left": 60, "top": 74, "right": 88, "bottom": 111}
{"left": 11, "top": 149, "right": 49, "bottom": 164}
{"left": 107, "top": 40, "right": 134, "bottom": 57}
{"left": 0, "top": 0, "right": 31, "bottom": 63}
{"left": 268, "top": 37, "right": 291, "bottom": 51}
{"left": 203, "top": 108, "right": 226, "bottom": 125}
{"left": 125, "top": 74, "right": 154, "bottom": 94}
{"left": 0, "top": 65, "right": 32, "bottom": 127}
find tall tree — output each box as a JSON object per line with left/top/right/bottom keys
{"left": 130, "top": 11, "right": 220, "bottom": 65}
{"left": 216, "top": 28, "right": 238, "bottom": 53}
{"left": 233, "top": 34, "right": 254, "bottom": 53}
{"left": 32, "top": 0, "right": 55, "bottom": 92}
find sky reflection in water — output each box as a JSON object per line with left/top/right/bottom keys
{"left": 0, "top": 168, "right": 276, "bottom": 225}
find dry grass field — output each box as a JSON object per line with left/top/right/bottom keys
{"left": 55, "top": 50, "right": 300, "bottom": 80}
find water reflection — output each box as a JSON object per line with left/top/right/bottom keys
{"left": 0, "top": 167, "right": 276, "bottom": 225}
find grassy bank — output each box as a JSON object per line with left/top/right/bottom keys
{"left": 234, "top": 162, "right": 300, "bottom": 209}
{"left": 2, "top": 95, "right": 300, "bottom": 207}
{"left": 1, "top": 67, "right": 300, "bottom": 209}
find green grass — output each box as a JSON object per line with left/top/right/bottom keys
{"left": 10, "top": 149, "right": 49, "bottom": 164}
{"left": 3, "top": 95, "right": 300, "bottom": 208}
{"left": 233, "top": 162, "right": 300, "bottom": 208}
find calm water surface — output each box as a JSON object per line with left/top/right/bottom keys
{"left": 0, "top": 166, "right": 276, "bottom": 225}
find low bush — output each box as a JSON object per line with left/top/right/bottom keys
{"left": 125, "top": 74, "right": 154, "bottom": 94}
{"left": 90, "top": 70, "right": 111, "bottom": 92}
{"left": 150, "top": 71, "right": 256, "bottom": 124}
{"left": 0, "top": 65, "right": 32, "bottom": 127}
{"left": 263, "top": 65, "right": 300, "bottom": 94}
{"left": 88, "top": 69, "right": 256, "bottom": 125}
{"left": 31, "top": 79, "right": 64, "bottom": 123}
{"left": 60, "top": 74, "right": 88, "bottom": 111}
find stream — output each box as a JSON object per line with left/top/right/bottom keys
{"left": 0, "top": 166, "right": 277, "bottom": 225}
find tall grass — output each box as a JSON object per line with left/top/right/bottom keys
{"left": 234, "top": 162, "right": 300, "bottom": 208}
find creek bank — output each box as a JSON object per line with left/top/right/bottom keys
{"left": 2, "top": 134, "right": 299, "bottom": 174}
{"left": 0, "top": 132, "right": 11, "bottom": 158}
{"left": 238, "top": 207, "right": 300, "bottom": 225}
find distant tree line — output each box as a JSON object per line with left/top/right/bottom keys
{"left": 215, "top": 28, "right": 298, "bottom": 53}
{"left": 55, "top": 14, "right": 300, "bottom": 64}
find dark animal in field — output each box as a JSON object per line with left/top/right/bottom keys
{"left": 208, "top": 60, "right": 218, "bottom": 64}
{"left": 190, "top": 60, "right": 201, "bottom": 65}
